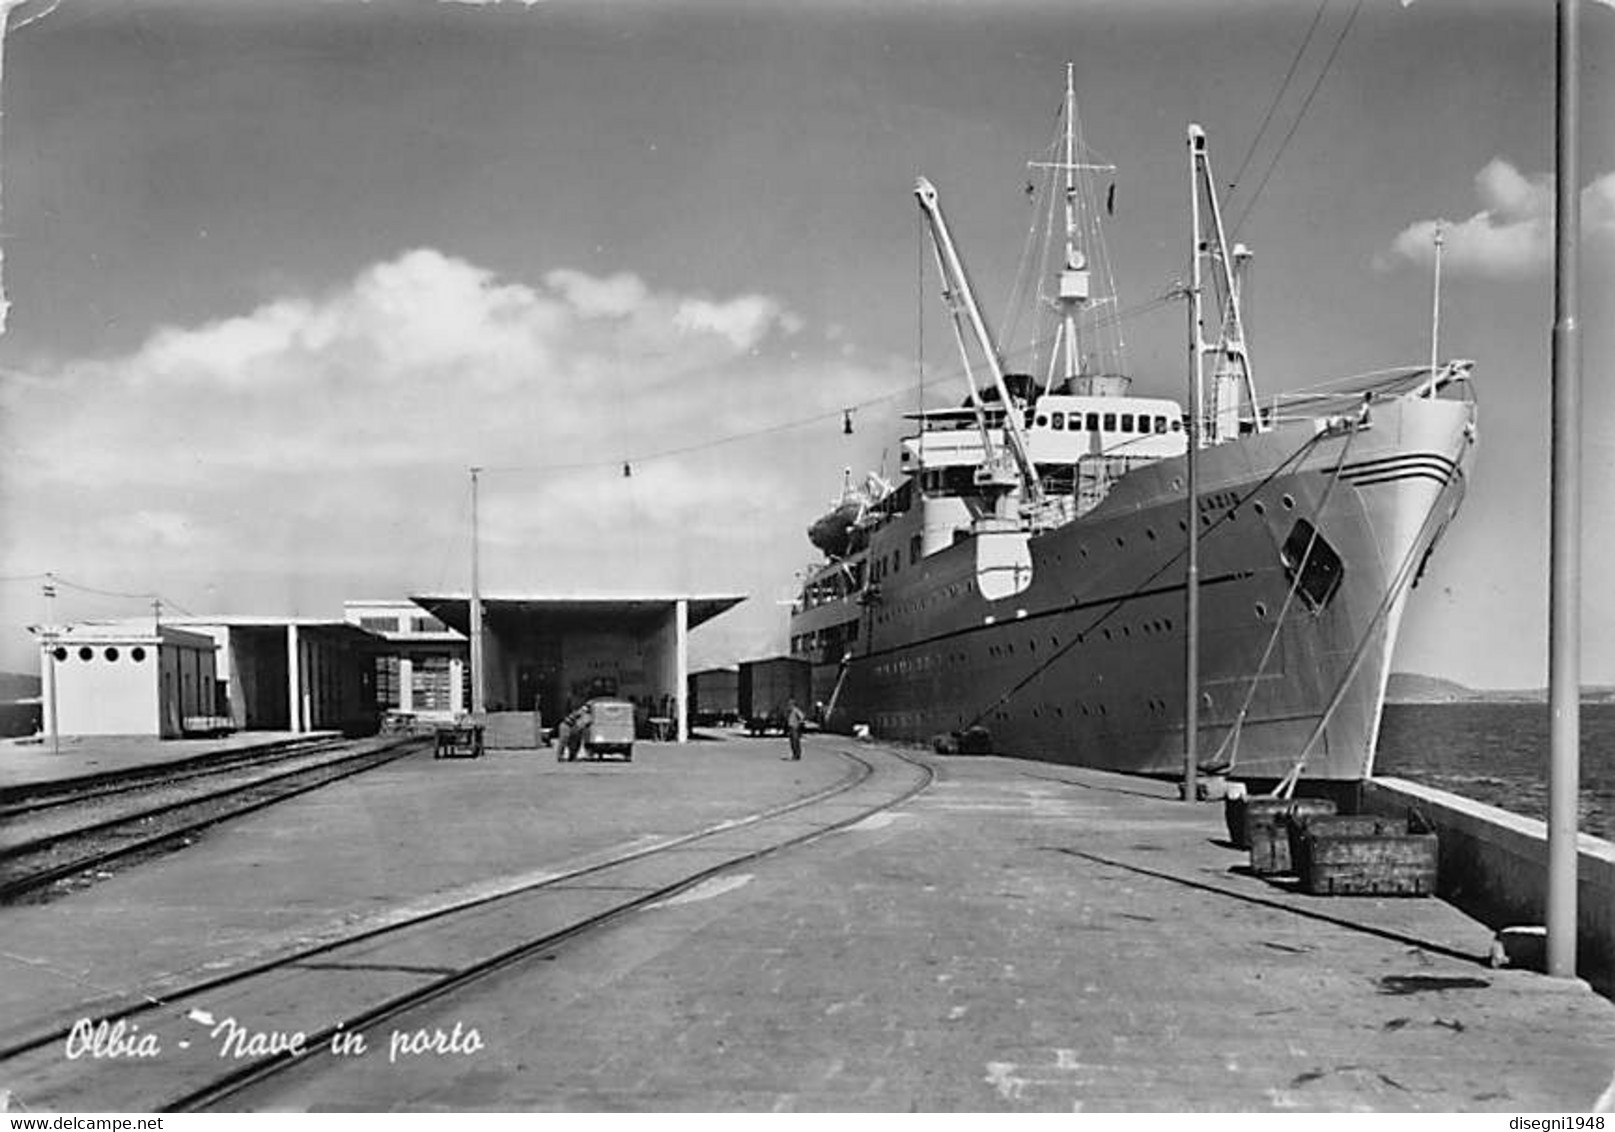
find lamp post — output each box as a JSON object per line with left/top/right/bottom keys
{"left": 43, "top": 574, "right": 60, "bottom": 756}
{"left": 470, "top": 466, "right": 486, "bottom": 716}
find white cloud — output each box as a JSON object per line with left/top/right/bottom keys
{"left": 1378, "top": 159, "right": 1615, "bottom": 278}
{"left": 544, "top": 269, "right": 647, "bottom": 318}
{"left": 0, "top": 249, "right": 900, "bottom": 640}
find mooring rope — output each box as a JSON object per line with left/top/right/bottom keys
{"left": 1270, "top": 444, "right": 1470, "bottom": 799}
{"left": 1206, "top": 400, "right": 1368, "bottom": 775}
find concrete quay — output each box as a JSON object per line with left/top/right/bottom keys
{"left": 3, "top": 734, "right": 1613, "bottom": 1112}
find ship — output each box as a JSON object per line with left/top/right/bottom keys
{"left": 788, "top": 65, "right": 1477, "bottom": 784}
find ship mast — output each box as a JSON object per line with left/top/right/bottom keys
{"left": 1060, "top": 62, "right": 1085, "bottom": 385}
{"left": 1028, "top": 62, "right": 1116, "bottom": 389}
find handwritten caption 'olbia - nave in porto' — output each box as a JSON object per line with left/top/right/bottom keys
{"left": 64, "top": 1016, "right": 485, "bottom": 1064}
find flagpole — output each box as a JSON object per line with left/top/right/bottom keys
{"left": 1546, "top": 0, "right": 1581, "bottom": 981}
{"left": 1426, "top": 221, "right": 1444, "bottom": 396}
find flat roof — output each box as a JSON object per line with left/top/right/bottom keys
{"left": 33, "top": 620, "right": 218, "bottom": 648}
{"left": 412, "top": 593, "right": 746, "bottom": 635}
{"left": 167, "top": 617, "right": 379, "bottom": 644}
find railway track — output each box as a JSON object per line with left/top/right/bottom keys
{"left": 0, "top": 734, "right": 353, "bottom": 813}
{"left": 0, "top": 743, "right": 933, "bottom": 1112}
{"left": 0, "top": 736, "right": 427, "bottom": 903}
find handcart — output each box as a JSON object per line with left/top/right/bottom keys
{"left": 433, "top": 723, "right": 485, "bottom": 759}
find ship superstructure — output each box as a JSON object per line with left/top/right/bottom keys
{"left": 791, "top": 67, "right": 1475, "bottom": 782}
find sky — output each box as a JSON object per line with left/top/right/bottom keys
{"left": 0, "top": 0, "right": 1611, "bottom": 689}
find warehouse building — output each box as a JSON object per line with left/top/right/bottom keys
{"left": 36, "top": 619, "right": 219, "bottom": 738}
{"left": 410, "top": 593, "right": 745, "bottom": 743}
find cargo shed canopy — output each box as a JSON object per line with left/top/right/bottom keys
{"left": 410, "top": 593, "right": 745, "bottom": 741}
{"left": 413, "top": 594, "right": 743, "bottom": 637}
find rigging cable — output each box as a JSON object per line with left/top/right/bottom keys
{"left": 1230, "top": 0, "right": 1365, "bottom": 242}
{"left": 1225, "top": 0, "right": 1332, "bottom": 201}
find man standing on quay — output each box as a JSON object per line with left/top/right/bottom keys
{"left": 785, "top": 699, "right": 806, "bottom": 761}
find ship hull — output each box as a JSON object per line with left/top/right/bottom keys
{"left": 807, "top": 391, "right": 1474, "bottom": 781}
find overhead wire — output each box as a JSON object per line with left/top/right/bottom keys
{"left": 1230, "top": 0, "right": 1366, "bottom": 242}
{"left": 1224, "top": 0, "right": 1332, "bottom": 201}
{"left": 2, "top": 572, "right": 197, "bottom": 616}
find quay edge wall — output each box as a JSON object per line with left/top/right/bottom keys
{"left": 1363, "top": 776, "right": 1615, "bottom": 997}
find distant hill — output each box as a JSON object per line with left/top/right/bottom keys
{"left": 0, "top": 671, "right": 40, "bottom": 702}
{"left": 1386, "top": 673, "right": 1477, "bottom": 704}
{"left": 1387, "top": 672, "right": 1615, "bottom": 705}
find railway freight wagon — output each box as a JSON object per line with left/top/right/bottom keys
{"left": 688, "top": 667, "right": 739, "bottom": 727}
{"left": 738, "top": 657, "right": 811, "bottom": 736}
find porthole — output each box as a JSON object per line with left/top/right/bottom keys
{"left": 1178, "top": 519, "right": 1188, "bottom": 532}
{"left": 78, "top": 647, "right": 93, "bottom": 662}
{"left": 104, "top": 647, "right": 119, "bottom": 662}
{"left": 1145, "top": 528, "right": 1157, "bottom": 541}
{"left": 1254, "top": 500, "right": 1266, "bottom": 516}
{"left": 52, "top": 646, "right": 68, "bottom": 662}
{"left": 1255, "top": 602, "right": 1269, "bottom": 619}
{"left": 1201, "top": 692, "right": 1214, "bottom": 708}
{"left": 1115, "top": 537, "right": 1126, "bottom": 549}
{"left": 1281, "top": 494, "right": 1296, "bottom": 510}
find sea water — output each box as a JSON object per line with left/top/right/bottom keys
{"left": 1375, "top": 702, "right": 1615, "bottom": 841}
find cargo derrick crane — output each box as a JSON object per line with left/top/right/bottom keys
{"left": 1188, "top": 125, "right": 1266, "bottom": 443}
{"left": 914, "top": 176, "right": 1045, "bottom": 518}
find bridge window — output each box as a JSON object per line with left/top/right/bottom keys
{"left": 1035, "top": 414, "right": 1048, "bottom": 428}
{"left": 1154, "top": 415, "right": 1167, "bottom": 433}
{"left": 1121, "top": 413, "right": 1134, "bottom": 432}
{"left": 1103, "top": 413, "right": 1117, "bottom": 431}
{"left": 1086, "top": 412, "right": 1100, "bottom": 430}
{"left": 1051, "top": 414, "right": 1064, "bottom": 431}
{"left": 1069, "top": 413, "right": 1083, "bottom": 431}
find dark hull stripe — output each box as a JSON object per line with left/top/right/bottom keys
{"left": 1340, "top": 451, "right": 1459, "bottom": 475}
{"left": 1344, "top": 469, "right": 1458, "bottom": 489}
{"left": 859, "top": 568, "right": 1255, "bottom": 663}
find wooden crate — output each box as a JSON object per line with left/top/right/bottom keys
{"left": 1287, "top": 813, "right": 1396, "bottom": 875}
{"left": 1245, "top": 798, "right": 1338, "bottom": 875}
{"left": 1296, "top": 815, "right": 1437, "bottom": 897}
{"left": 1226, "top": 797, "right": 1288, "bottom": 850}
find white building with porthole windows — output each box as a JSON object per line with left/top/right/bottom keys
{"left": 35, "top": 619, "right": 218, "bottom": 738}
